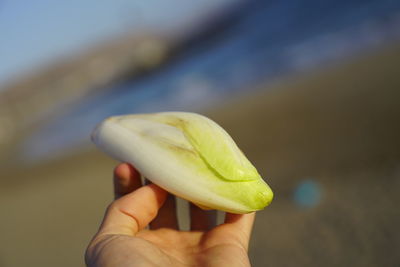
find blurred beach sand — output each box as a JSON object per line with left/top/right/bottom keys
{"left": 1, "top": 44, "right": 400, "bottom": 266}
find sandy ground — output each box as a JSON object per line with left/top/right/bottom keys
{"left": 1, "top": 44, "right": 400, "bottom": 266}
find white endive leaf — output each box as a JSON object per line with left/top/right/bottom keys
{"left": 92, "top": 112, "right": 273, "bottom": 214}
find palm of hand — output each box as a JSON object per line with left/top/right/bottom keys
{"left": 92, "top": 228, "right": 250, "bottom": 267}
{"left": 86, "top": 164, "right": 253, "bottom": 267}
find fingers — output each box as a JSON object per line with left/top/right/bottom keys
{"left": 222, "top": 212, "right": 256, "bottom": 250}
{"left": 149, "top": 194, "right": 179, "bottom": 229}
{"left": 190, "top": 203, "right": 217, "bottom": 231}
{"left": 98, "top": 183, "right": 168, "bottom": 236}
{"left": 113, "top": 163, "right": 142, "bottom": 199}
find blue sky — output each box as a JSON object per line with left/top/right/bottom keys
{"left": 0, "top": 0, "right": 235, "bottom": 85}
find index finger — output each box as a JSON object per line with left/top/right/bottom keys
{"left": 113, "top": 163, "right": 142, "bottom": 199}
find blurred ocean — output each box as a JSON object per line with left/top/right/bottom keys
{"left": 22, "top": 0, "right": 400, "bottom": 161}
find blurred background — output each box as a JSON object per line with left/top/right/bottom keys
{"left": 1, "top": 0, "right": 400, "bottom": 266}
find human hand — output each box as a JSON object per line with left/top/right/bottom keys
{"left": 85, "top": 163, "right": 255, "bottom": 267}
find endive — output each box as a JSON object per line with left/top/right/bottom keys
{"left": 91, "top": 112, "right": 273, "bottom": 214}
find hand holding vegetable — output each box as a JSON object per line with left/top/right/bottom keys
{"left": 85, "top": 163, "right": 255, "bottom": 267}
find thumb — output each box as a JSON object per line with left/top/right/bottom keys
{"left": 216, "top": 212, "right": 256, "bottom": 251}
{"left": 97, "top": 183, "right": 167, "bottom": 237}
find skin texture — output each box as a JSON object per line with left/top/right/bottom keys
{"left": 85, "top": 163, "right": 255, "bottom": 267}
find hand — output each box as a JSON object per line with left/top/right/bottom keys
{"left": 85, "top": 163, "right": 255, "bottom": 267}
